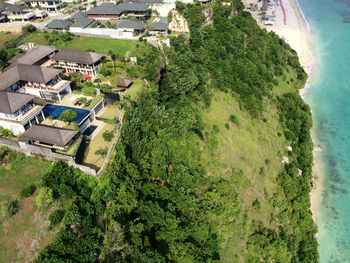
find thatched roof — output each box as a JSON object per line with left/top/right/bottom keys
{"left": 20, "top": 125, "right": 78, "bottom": 147}
{"left": 0, "top": 91, "right": 34, "bottom": 114}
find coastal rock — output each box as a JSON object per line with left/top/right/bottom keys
{"left": 281, "top": 156, "right": 289, "bottom": 164}
{"left": 298, "top": 169, "right": 302, "bottom": 177}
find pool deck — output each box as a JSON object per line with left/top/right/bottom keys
{"left": 90, "top": 120, "right": 105, "bottom": 139}
{"left": 59, "top": 93, "right": 93, "bottom": 108}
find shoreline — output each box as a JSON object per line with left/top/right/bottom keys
{"left": 242, "top": 0, "right": 322, "bottom": 222}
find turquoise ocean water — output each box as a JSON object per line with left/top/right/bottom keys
{"left": 297, "top": 0, "right": 350, "bottom": 261}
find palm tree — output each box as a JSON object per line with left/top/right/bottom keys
{"left": 107, "top": 49, "right": 117, "bottom": 73}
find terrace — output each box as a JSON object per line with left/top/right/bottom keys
{"left": 17, "top": 105, "right": 44, "bottom": 124}
{"left": 23, "top": 79, "right": 70, "bottom": 92}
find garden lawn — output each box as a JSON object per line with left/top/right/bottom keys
{"left": 84, "top": 123, "right": 115, "bottom": 168}
{"left": 20, "top": 32, "right": 138, "bottom": 55}
{"left": 100, "top": 105, "right": 120, "bottom": 120}
{"left": 0, "top": 32, "right": 20, "bottom": 46}
{"left": 123, "top": 79, "right": 145, "bottom": 100}
{"left": 0, "top": 156, "right": 55, "bottom": 263}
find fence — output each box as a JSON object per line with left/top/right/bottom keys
{"left": 0, "top": 137, "right": 97, "bottom": 176}
{"left": 69, "top": 27, "right": 138, "bottom": 40}
{"left": 96, "top": 107, "right": 124, "bottom": 177}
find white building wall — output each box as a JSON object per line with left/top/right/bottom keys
{"left": 0, "top": 119, "right": 25, "bottom": 136}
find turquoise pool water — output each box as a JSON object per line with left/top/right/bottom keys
{"left": 42, "top": 104, "right": 90, "bottom": 125}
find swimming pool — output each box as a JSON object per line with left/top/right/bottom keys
{"left": 43, "top": 104, "right": 90, "bottom": 125}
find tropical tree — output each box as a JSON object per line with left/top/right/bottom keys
{"left": 59, "top": 109, "right": 77, "bottom": 122}
{"left": 107, "top": 49, "right": 117, "bottom": 73}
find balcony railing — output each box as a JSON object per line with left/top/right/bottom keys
{"left": 17, "top": 105, "right": 44, "bottom": 124}
{"left": 50, "top": 80, "right": 70, "bottom": 91}
{"left": 7, "top": 11, "right": 36, "bottom": 20}
{"left": 56, "top": 63, "right": 97, "bottom": 70}
{"left": 25, "top": 80, "right": 70, "bottom": 92}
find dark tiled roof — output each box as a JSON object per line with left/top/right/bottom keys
{"left": 20, "top": 125, "right": 78, "bottom": 147}
{"left": 23, "top": 0, "right": 61, "bottom": 2}
{"left": 52, "top": 49, "right": 104, "bottom": 64}
{"left": 0, "top": 91, "right": 34, "bottom": 114}
{"left": 87, "top": 3, "right": 122, "bottom": 15}
{"left": 135, "top": 0, "right": 163, "bottom": 3}
{"left": 116, "top": 21, "right": 145, "bottom": 30}
{"left": 148, "top": 22, "right": 168, "bottom": 31}
{"left": 9, "top": 46, "right": 57, "bottom": 65}
{"left": 0, "top": 64, "right": 62, "bottom": 91}
{"left": 71, "top": 17, "right": 95, "bottom": 28}
{"left": 46, "top": 19, "right": 72, "bottom": 30}
{"left": 117, "top": 79, "right": 132, "bottom": 87}
{"left": 117, "top": 2, "right": 148, "bottom": 12}
{"left": 0, "top": 2, "right": 26, "bottom": 13}
{"left": 71, "top": 11, "right": 86, "bottom": 19}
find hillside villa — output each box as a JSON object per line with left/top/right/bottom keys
{"left": 0, "top": 1, "right": 47, "bottom": 22}
{"left": 23, "top": 0, "right": 63, "bottom": 12}
{"left": 86, "top": 2, "right": 149, "bottom": 20}
{"left": 51, "top": 49, "right": 104, "bottom": 77}
{"left": 0, "top": 45, "right": 106, "bottom": 151}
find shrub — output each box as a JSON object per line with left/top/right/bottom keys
{"left": 6, "top": 199, "right": 19, "bottom": 217}
{"left": 22, "top": 24, "right": 37, "bottom": 33}
{"left": 49, "top": 209, "right": 65, "bottom": 228}
{"left": 36, "top": 187, "right": 53, "bottom": 208}
{"left": 213, "top": 125, "right": 220, "bottom": 134}
{"left": 225, "top": 123, "right": 229, "bottom": 130}
{"left": 20, "top": 185, "right": 37, "bottom": 198}
{"left": 77, "top": 97, "right": 87, "bottom": 104}
{"left": 0, "top": 127, "right": 14, "bottom": 138}
{"left": 265, "top": 159, "right": 270, "bottom": 165}
{"left": 229, "top": 114, "right": 239, "bottom": 125}
{"left": 102, "top": 130, "right": 114, "bottom": 142}
{"left": 252, "top": 198, "right": 261, "bottom": 210}
{"left": 81, "top": 85, "right": 95, "bottom": 96}
{"left": 59, "top": 109, "right": 77, "bottom": 122}
{"left": 100, "top": 67, "right": 111, "bottom": 77}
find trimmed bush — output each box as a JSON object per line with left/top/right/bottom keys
{"left": 49, "top": 209, "right": 65, "bottom": 228}
{"left": 20, "top": 185, "right": 37, "bottom": 198}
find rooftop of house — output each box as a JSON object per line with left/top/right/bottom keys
{"left": 0, "top": 91, "right": 35, "bottom": 114}
{"left": 117, "top": 2, "right": 148, "bottom": 12}
{"left": 0, "top": 64, "right": 62, "bottom": 91}
{"left": 20, "top": 125, "right": 78, "bottom": 147}
{"left": 8, "top": 46, "right": 57, "bottom": 66}
{"left": 87, "top": 3, "right": 122, "bottom": 15}
{"left": 71, "top": 10, "right": 87, "bottom": 20}
{"left": 51, "top": 49, "right": 104, "bottom": 64}
{"left": 0, "top": 2, "right": 27, "bottom": 13}
{"left": 148, "top": 21, "right": 168, "bottom": 31}
{"left": 23, "top": 0, "right": 62, "bottom": 2}
{"left": 86, "top": 2, "right": 148, "bottom": 15}
{"left": 71, "top": 17, "right": 95, "bottom": 28}
{"left": 46, "top": 19, "right": 72, "bottom": 30}
{"left": 134, "top": 0, "right": 163, "bottom": 3}
{"left": 117, "top": 79, "right": 132, "bottom": 87}
{"left": 116, "top": 20, "right": 146, "bottom": 30}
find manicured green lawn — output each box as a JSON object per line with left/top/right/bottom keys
{"left": 123, "top": 79, "right": 145, "bottom": 100}
{"left": 21, "top": 32, "right": 138, "bottom": 55}
{"left": 100, "top": 105, "right": 120, "bottom": 120}
{"left": 0, "top": 155, "right": 54, "bottom": 263}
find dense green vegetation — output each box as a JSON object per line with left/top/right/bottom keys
{"left": 0, "top": 1, "right": 318, "bottom": 262}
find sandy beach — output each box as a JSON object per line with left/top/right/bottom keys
{"left": 242, "top": 0, "right": 321, "bottom": 221}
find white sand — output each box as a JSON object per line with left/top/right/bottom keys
{"left": 242, "top": 0, "right": 320, "bottom": 221}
